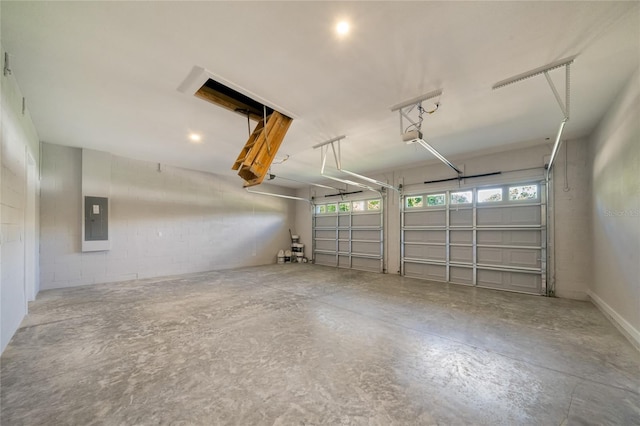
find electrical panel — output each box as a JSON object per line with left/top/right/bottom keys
{"left": 84, "top": 196, "right": 108, "bottom": 241}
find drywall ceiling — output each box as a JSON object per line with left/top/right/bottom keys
{"left": 2, "top": 1, "right": 638, "bottom": 188}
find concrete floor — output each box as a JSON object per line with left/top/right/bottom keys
{"left": 1, "top": 265, "right": 639, "bottom": 425}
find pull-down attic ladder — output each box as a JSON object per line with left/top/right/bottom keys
{"left": 232, "top": 111, "right": 292, "bottom": 187}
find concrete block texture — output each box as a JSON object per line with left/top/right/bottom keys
{"left": 39, "top": 143, "right": 296, "bottom": 289}
{"left": 588, "top": 66, "right": 640, "bottom": 346}
{"left": 1, "top": 51, "right": 41, "bottom": 352}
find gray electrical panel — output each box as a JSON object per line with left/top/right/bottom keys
{"left": 84, "top": 196, "right": 108, "bottom": 241}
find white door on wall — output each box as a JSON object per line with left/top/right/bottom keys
{"left": 313, "top": 197, "right": 384, "bottom": 273}
{"left": 401, "top": 182, "right": 546, "bottom": 295}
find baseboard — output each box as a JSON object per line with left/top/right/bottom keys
{"left": 588, "top": 290, "right": 640, "bottom": 352}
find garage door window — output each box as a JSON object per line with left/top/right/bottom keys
{"left": 478, "top": 188, "right": 503, "bottom": 203}
{"left": 509, "top": 184, "right": 538, "bottom": 201}
{"left": 353, "top": 201, "right": 366, "bottom": 211}
{"left": 451, "top": 191, "right": 473, "bottom": 204}
{"left": 426, "top": 194, "right": 446, "bottom": 206}
{"left": 368, "top": 200, "right": 381, "bottom": 210}
{"left": 406, "top": 196, "right": 423, "bottom": 208}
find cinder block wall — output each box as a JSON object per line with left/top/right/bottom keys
{"left": 552, "top": 138, "right": 593, "bottom": 300}
{"left": 39, "top": 143, "right": 296, "bottom": 289}
{"left": 588, "top": 66, "right": 639, "bottom": 347}
{"left": 1, "top": 46, "right": 40, "bottom": 352}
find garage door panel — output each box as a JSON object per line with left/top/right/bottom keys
{"left": 352, "top": 241, "right": 380, "bottom": 255}
{"left": 315, "top": 216, "right": 336, "bottom": 227}
{"left": 477, "top": 247, "right": 501, "bottom": 264}
{"left": 477, "top": 247, "right": 540, "bottom": 268}
{"left": 338, "top": 256, "right": 350, "bottom": 268}
{"left": 352, "top": 230, "right": 380, "bottom": 240}
{"left": 404, "top": 210, "right": 445, "bottom": 227}
{"left": 338, "top": 230, "right": 349, "bottom": 239}
{"left": 450, "top": 230, "right": 472, "bottom": 244}
{"left": 450, "top": 267, "right": 473, "bottom": 285}
{"left": 404, "top": 245, "right": 445, "bottom": 261}
{"left": 510, "top": 249, "right": 541, "bottom": 268}
{"left": 338, "top": 216, "right": 350, "bottom": 227}
{"left": 352, "top": 256, "right": 381, "bottom": 272}
{"left": 404, "top": 230, "right": 445, "bottom": 243}
{"left": 477, "top": 230, "right": 541, "bottom": 246}
{"left": 315, "top": 253, "right": 335, "bottom": 266}
{"left": 450, "top": 246, "right": 472, "bottom": 263}
{"left": 352, "top": 214, "right": 380, "bottom": 227}
{"left": 316, "top": 240, "right": 336, "bottom": 251}
{"left": 450, "top": 209, "right": 472, "bottom": 226}
{"left": 477, "top": 206, "right": 540, "bottom": 226}
{"left": 477, "top": 269, "right": 540, "bottom": 293}
{"left": 404, "top": 262, "right": 446, "bottom": 281}
{"left": 315, "top": 230, "right": 334, "bottom": 239}
{"left": 509, "top": 206, "right": 541, "bottom": 225}
{"left": 338, "top": 241, "right": 349, "bottom": 252}
{"left": 510, "top": 230, "right": 542, "bottom": 246}
{"left": 510, "top": 272, "right": 541, "bottom": 292}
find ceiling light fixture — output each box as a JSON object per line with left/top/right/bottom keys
{"left": 336, "top": 21, "right": 350, "bottom": 36}
{"left": 188, "top": 133, "right": 202, "bottom": 143}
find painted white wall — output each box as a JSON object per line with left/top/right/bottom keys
{"left": 1, "top": 45, "right": 41, "bottom": 353}
{"left": 587, "top": 67, "right": 640, "bottom": 348}
{"left": 296, "top": 141, "right": 592, "bottom": 300}
{"left": 39, "top": 143, "right": 296, "bottom": 289}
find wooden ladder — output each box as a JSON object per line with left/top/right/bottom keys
{"left": 232, "top": 111, "right": 292, "bottom": 187}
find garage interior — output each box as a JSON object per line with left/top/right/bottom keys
{"left": 1, "top": 1, "right": 639, "bottom": 424}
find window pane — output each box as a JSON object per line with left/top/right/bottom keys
{"left": 367, "top": 199, "right": 381, "bottom": 210}
{"left": 509, "top": 185, "right": 538, "bottom": 201}
{"left": 352, "top": 201, "right": 365, "bottom": 211}
{"left": 406, "top": 196, "right": 423, "bottom": 208}
{"left": 426, "top": 194, "right": 445, "bottom": 206}
{"left": 338, "top": 202, "right": 351, "bottom": 212}
{"left": 316, "top": 205, "right": 326, "bottom": 214}
{"left": 326, "top": 204, "right": 337, "bottom": 213}
{"left": 478, "top": 188, "right": 502, "bottom": 203}
{"left": 450, "top": 191, "right": 472, "bottom": 204}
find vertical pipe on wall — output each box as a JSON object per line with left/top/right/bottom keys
{"left": 540, "top": 179, "right": 548, "bottom": 295}
{"left": 546, "top": 169, "right": 556, "bottom": 296}
{"left": 445, "top": 189, "right": 451, "bottom": 283}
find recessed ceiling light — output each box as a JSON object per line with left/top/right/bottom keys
{"left": 189, "top": 133, "right": 202, "bottom": 143}
{"left": 336, "top": 21, "right": 350, "bottom": 36}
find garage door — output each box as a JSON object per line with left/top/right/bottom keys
{"left": 313, "top": 197, "right": 383, "bottom": 272}
{"left": 401, "top": 182, "right": 546, "bottom": 294}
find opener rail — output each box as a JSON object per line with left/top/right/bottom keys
{"left": 390, "top": 90, "right": 462, "bottom": 176}
{"left": 492, "top": 55, "right": 575, "bottom": 179}
{"left": 313, "top": 136, "right": 397, "bottom": 194}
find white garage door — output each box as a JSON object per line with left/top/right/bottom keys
{"left": 313, "top": 197, "right": 383, "bottom": 273}
{"left": 401, "top": 182, "right": 546, "bottom": 294}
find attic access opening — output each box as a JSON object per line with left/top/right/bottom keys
{"left": 190, "top": 72, "right": 293, "bottom": 187}
{"left": 195, "top": 79, "right": 275, "bottom": 121}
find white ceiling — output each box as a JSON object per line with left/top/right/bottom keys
{"left": 2, "top": 1, "right": 638, "bottom": 188}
